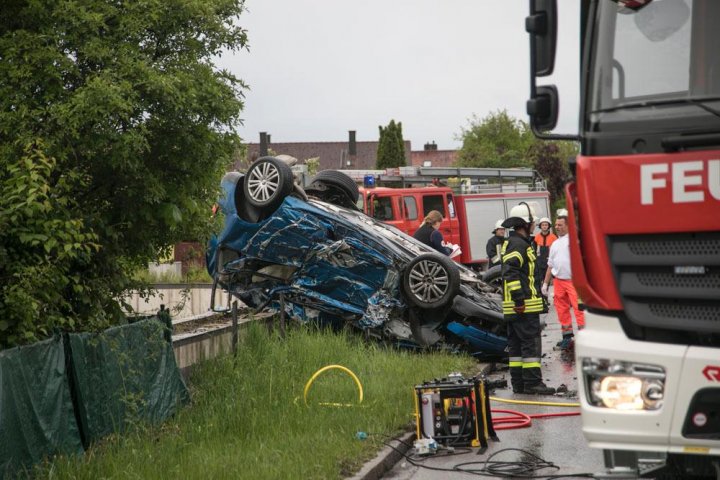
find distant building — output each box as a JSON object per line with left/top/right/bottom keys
{"left": 410, "top": 141, "right": 459, "bottom": 168}
{"left": 243, "top": 134, "right": 457, "bottom": 172}
{"left": 245, "top": 141, "right": 410, "bottom": 171}
{"left": 244, "top": 131, "right": 410, "bottom": 172}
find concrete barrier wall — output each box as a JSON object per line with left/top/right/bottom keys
{"left": 173, "top": 326, "right": 234, "bottom": 371}
{"left": 172, "top": 316, "right": 271, "bottom": 373}
{"left": 125, "top": 285, "right": 230, "bottom": 318}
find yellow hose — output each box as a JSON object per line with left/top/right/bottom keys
{"left": 490, "top": 396, "right": 580, "bottom": 408}
{"left": 303, "top": 364, "right": 364, "bottom": 407}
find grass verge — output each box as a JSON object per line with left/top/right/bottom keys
{"left": 34, "top": 324, "right": 476, "bottom": 479}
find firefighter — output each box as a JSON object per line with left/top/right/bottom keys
{"left": 533, "top": 217, "right": 557, "bottom": 297}
{"left": 485, "top": 219, "right": 505, "bottom": 267}
{"left": 501, "top": 203, "right": 555, "bottom": 395}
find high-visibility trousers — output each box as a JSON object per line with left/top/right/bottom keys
{"left": 506, "top": 312, "right": 542, "bottom": 390}
{"left": 553, "top": 278, "right": 585, "bottom": 336}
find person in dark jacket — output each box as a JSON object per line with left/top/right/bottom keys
{"left": 501, "top": 203, "right": 555, "bottom": 396}
{"left": 413, "top": 210, "right": 451, "bottom": 255}
{"left": 485, "top": 219, "right": 506, "bottom": 267}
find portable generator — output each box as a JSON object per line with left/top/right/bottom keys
{"left": 414, "top": 373, "right": 496, "bottom": 450}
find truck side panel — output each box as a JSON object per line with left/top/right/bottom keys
{"left": 456, "top": 192, "right": 551, "bottom": 264}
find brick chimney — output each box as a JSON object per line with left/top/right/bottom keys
{"left": 348, "top": 130, "right": 357, "bottom": 168}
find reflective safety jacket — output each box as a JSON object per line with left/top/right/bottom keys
{"left": 533, "top": 231, "right": 557, "bottom": 270}
{"left": 501, "top": 232, "right": 544, "bottom": 315}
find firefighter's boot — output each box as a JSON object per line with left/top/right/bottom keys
{"left": 524, "top": 382, "right": 556, "bottom": 395}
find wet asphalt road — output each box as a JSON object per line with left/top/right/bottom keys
{"left": 384, "top": 292, "right": 606, "bottom": 479}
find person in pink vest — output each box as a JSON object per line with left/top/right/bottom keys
{"left": 541, "top": 213, "right": 585, "bottom": 350}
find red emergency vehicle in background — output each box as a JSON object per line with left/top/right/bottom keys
{"left": 526, "top": 0, "right": 720, "bottom": 477}
{"left": 353, "top": 167, "right": 550, "bottom": 268}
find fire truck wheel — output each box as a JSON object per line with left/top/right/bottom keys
{"left": 243, "top": 156, "right": 295, "bottom": 211}
{"left": 308, "top": 170, "right": 360, "bottom": 204}
{"left": 481, "top": 265, "right": 503, "bottom": 293}
{"left": 402, "top": 253, "right": 460, "bottom": 310}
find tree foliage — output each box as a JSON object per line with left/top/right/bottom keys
{"left": 0, "top": 0, "right": 248, "bottom": 347}
{"left": 376, "top": 120, "right": 406, "bottom": 169}
{"left": 456, "top": 110, "right": 577, "bottom": 214}
{"left": 529, "top": 141, "right": 578, "bottom": 211}
{"left": 456, "top": 110, "right": 536, "bottom": 168}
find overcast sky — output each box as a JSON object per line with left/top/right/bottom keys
{"left": 218, "top": 0, "right": 580, "bottom": 151}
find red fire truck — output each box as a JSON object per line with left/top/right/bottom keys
{"left": 526, "top": 0, "right": 720, "bottom": 477}
{"left": 355, "top": 167, "right": 550, "bottom": 268}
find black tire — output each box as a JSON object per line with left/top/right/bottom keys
{"left": 233, "top": 175, "right": 263, "bottom": 223}
{"left": 309, "top": 170, "right": 360, "bottom": 204}
{"left": 402, "top": 253, "right": 460, "bottom": 309}
{"left": 482, "top": 265, "right": 503, "bottom": 294}
{"left": 243, "top": 156, "right": 294, "bottom": 211}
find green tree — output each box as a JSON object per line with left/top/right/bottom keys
{"left": 530, "top": 141, "right": 579, "bottom": 213}
{"left": 395, "top": 121, "right": 406, "bottom": 166}
{"left": 456, "top": 110, "right": 537, "bottom": 168}
{"left": 0, "top": 0, "right": 248, "bottom": 347}
{"left": 376, "top": 119, "right": 406, "bottom": 169}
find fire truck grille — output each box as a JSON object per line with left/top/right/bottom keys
{"left": 627, "top": 238, "right": 720, "bottom": 257}
{"left": 609, "top": 232, "right": 720, "bottom": 334}
{"left": 636, "top": 272, "right": 720, "bottom": 290}
{"left": 648, "top": 303, "right": 719, "bottom": 323}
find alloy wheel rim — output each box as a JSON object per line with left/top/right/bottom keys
{"left": 247, "top": 162, "right": 280, "bottom": 203}
{"left": 408, "top": 260, "right": 449, "bottom": 303}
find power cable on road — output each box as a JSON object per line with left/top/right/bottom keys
{"left": 380, "top": 438, "right": 594, "bottom": 479}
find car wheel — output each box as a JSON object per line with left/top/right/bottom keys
{"left": 243, "top": 156, "right": 295, "bottom": 211}
{"left": 402, "top": 253, "right": 460, "bottom": 310}
{"left": 482, "top": 265, "right": 503, "bottom": 294}
{"left": 233, "top": 175, "right": 263, "bottom": 223}
{"left": 308, "top": 170, "right": 360, "bottom": 204}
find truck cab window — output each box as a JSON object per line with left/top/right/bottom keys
{"left": 422, "top": 195, "right": 445, "bottom": 218}
{"left": 403, "top": 196, "right": 418, "bottom": 220}
{"left": 373, "top": 197, "right": 394, "bottom": 221}
{"left": 446, "top": 194, "right": 456, "bottom": 219}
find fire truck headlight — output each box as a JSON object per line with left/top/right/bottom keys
{"left": 583, "top": 358, "right": 665, "bottom": 411}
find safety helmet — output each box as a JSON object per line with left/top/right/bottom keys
{"left": 538, "top": 217, "right": 551, "bottom": 227}
{"left": 491, "top": 219, "right": 505, "bottom": 233}
{"left": 556, "top": 208, "right": 568, "bottom": 217}
{"left": 502, "top": 203, "right": 536, "bottom": 229}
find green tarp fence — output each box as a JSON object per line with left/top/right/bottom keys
{"left": 0, "top": 317, "right": 190, "bottom": 478}
{"left": 0, "top": 336, "right": 83, "bottom": 478}
{"left": 67, "top": 318, "right": 190, "bottom": 446}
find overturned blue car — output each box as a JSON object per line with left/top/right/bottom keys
{"left": 207, "top": 156, "right": 506, "bottom": 355}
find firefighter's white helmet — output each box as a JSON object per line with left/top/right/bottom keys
{"left": 538, "top": 217, "right": 551, "bottom": 227}
{"left": 507, "top": 203, "right": 536, "bottom": 224}
{"left": 492, "top": 219, "right": 504, "bottom": 233}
